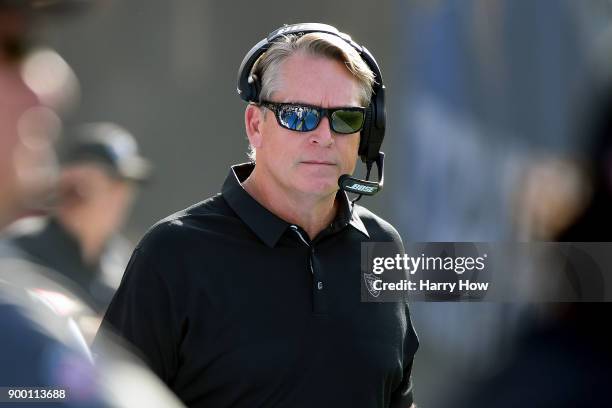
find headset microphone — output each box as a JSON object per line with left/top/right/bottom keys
{"left": 338, "top": 152, "right": 384, "bottom": 197}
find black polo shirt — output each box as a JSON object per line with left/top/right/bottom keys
{"left": 99, "top": 163, "right": 419, "bottom": 408}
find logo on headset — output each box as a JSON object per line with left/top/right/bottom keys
{"left": 346, "top": 183, "right": 376, "bottom": 193}
{"left": 274, "top": 24, "right": 312, "bottom": 37}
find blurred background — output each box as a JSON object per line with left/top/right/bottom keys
{"left": 6, "top": 0, "right": 612, "bottom": 406}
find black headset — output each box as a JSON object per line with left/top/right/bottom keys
{"left": 236, "top": 23, "right": 386, "bottom": 197}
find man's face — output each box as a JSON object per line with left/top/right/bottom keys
{"left": 251, "top": 53, "right": 363, "bottom": 199}
{"left": 60, "top": 164, "right": 136, "bottom": 241}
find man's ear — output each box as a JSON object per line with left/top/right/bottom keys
{"left": 245, "top": 104, "right": 264, "bottom": 149}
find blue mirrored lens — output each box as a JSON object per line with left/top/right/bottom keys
{"left": 304, "top": 110, "right": 320, "bottom": 131}
{"left": 278, "top": 105, "right": 320, "bottom": 132}
{"left": 285, "top": 111, "right": 300, "bottom": 129}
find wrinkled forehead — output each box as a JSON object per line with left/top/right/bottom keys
{"left": 275, "top": 53, "right": 362, "bottom": 107}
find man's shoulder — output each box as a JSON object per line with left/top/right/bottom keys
{"left": 353, "top": 204, "right": 403, "bottom": 244}
{"left": 136, "top": 193, "right": 240, "bottom": 252}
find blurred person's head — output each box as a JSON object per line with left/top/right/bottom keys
{"left": 513, "top": 157, "right": 591, "bottom": 240}
{"left": 0, "top": 3, "right": 41, "bottom": 228}
{"left": 244, "top": 32, "right": 375, "bottom": 199}
{"left": 55, "top": 122, "right": 150, "bottom": 262}
{"left": 0, "top": 1, "right": 85, "bottom": 229}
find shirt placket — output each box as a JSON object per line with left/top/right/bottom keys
{"left": 289, "top": 225, "right": 327, "bottom": 314}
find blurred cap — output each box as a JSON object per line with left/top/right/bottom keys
{"left": 61, "top": 123, "right": 152, "bottom": 183}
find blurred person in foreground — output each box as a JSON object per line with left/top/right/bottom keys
{"left": 0, "top": 0, "right": 104, "bottom": 402}
{"left": 3, "top": 122, "right": 150, "bottom": 317}
{"left": 0, "top": 2, "right": 184, "bottom": 406}
{"left": 0, "top": 0, "right": 53, "bottom": 229}
{"left": 98, "top": 23, "right": 419, "bottom": 408}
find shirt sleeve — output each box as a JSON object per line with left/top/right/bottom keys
{"left": 389, "top": 303, "right": 419, "bottom": 408}
{"left": 96, "top": 243, "right": 180, "bottom": 384}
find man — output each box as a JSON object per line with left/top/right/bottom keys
{"left": 99, "top": 23, "right": 419, "bottom": 408}
{"left": 3, "top": 122, "right": 150, "bottom": 315}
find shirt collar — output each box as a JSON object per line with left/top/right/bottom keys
{"left": 221, "top": 163, "right": 369, "bottom": 247}
{"left": 222, "top": 163, "right": 289, "bottom": 247}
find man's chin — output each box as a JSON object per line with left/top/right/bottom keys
{"left": 294, "top": 180, "right": 339, "bottom": 198}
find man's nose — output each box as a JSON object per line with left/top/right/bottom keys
{"left": 308, "top": 116, "right": 333, "bottom": 147}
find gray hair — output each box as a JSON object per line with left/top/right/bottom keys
{"left": 247, "top": 32, "right": 375, "bottom": 161}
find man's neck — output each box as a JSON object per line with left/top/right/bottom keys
{"left": 242, "top": 167, "right": 337, "bottom": 241}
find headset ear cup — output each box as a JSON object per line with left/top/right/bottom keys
{"left": 365, "top": 88, "right": 385, "bottom": 162}
{"left": 359, "top": 104, "right": 374, "bottom": 162}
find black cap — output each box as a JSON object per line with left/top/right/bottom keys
{"left": 61, "top": 122, "right": 152, "bottom": 183}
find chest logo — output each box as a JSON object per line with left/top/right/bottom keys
{"left": 363, "top": 272, "right": 381, "bottom": 298}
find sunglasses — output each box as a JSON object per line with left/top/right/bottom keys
{"left": 259, "top": 101, "right": 366, "bottom": 134}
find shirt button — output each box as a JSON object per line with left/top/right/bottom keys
{"left": 317, "top": 281, "right": 323, "bottom": 290}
